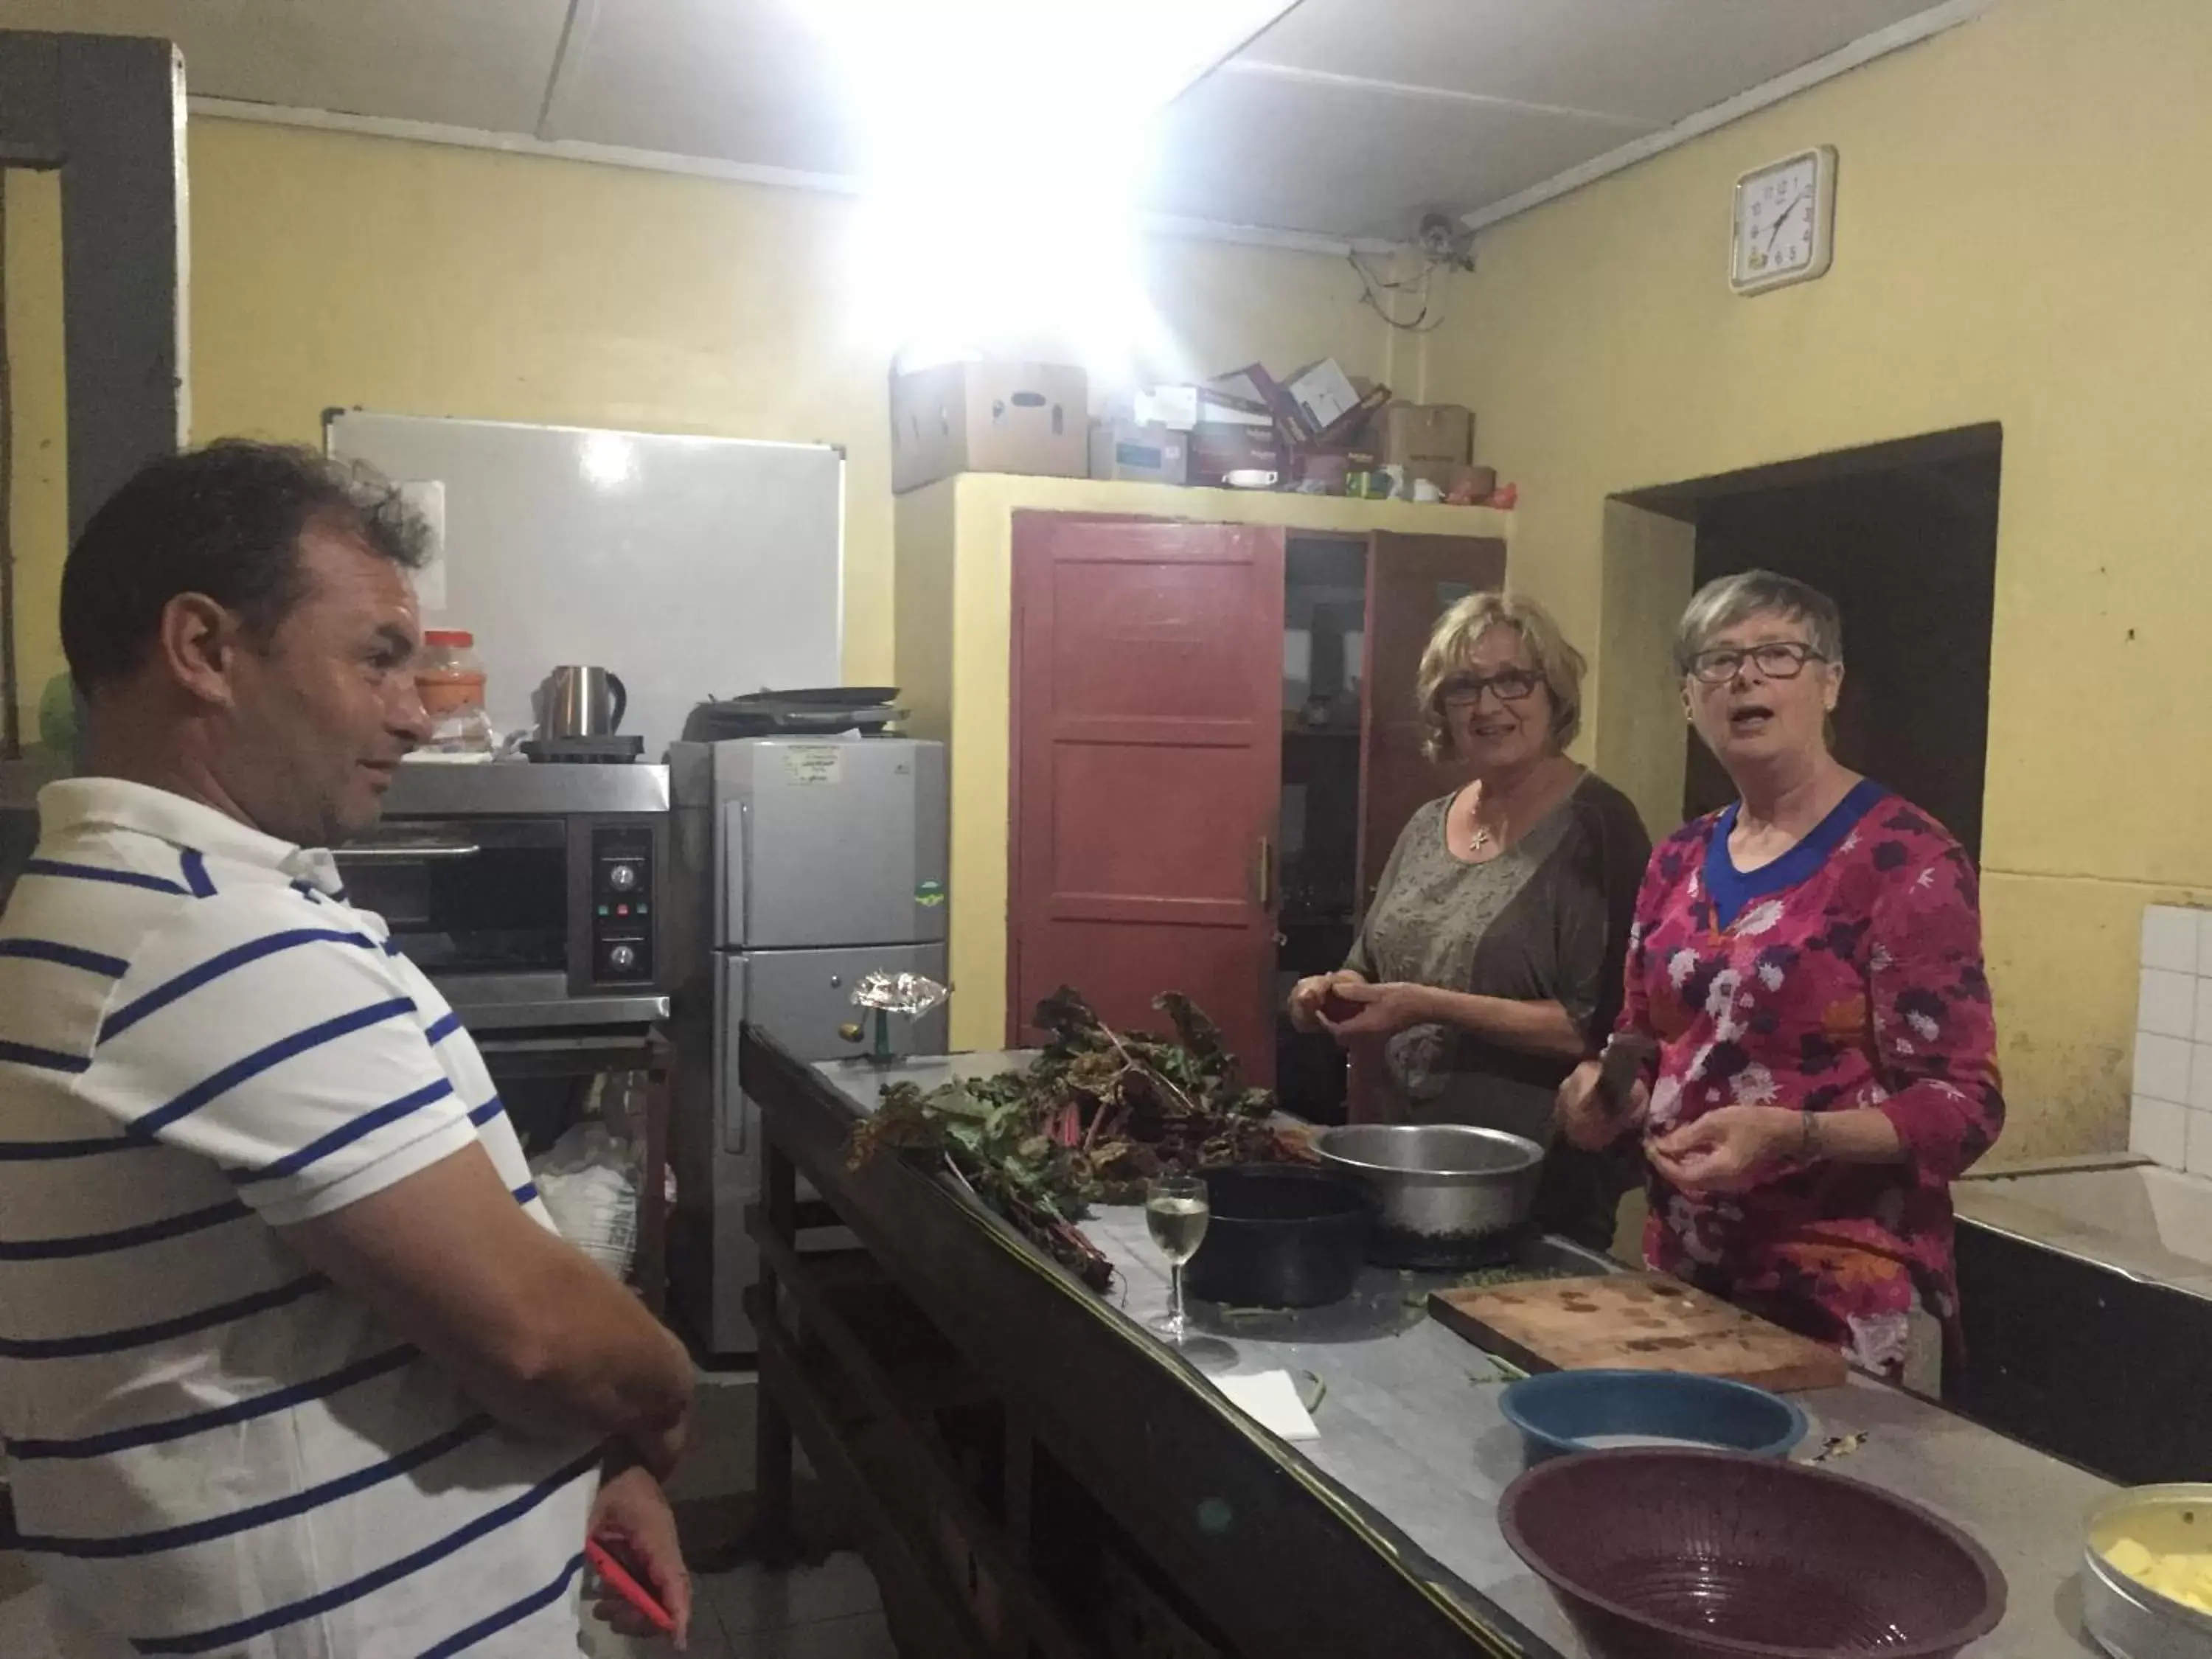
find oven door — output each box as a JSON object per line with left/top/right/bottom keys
{"left": 337, "top": 815, "right": 670, "bottom": 1031}
{"left": 333, "top": 818, "right": 568, "bottom": 1028}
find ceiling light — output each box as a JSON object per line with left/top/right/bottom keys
{"left": 792, "top": 0, "right": 1298, "bottom": 378}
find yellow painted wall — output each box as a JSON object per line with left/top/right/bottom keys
{"left": 1427, "top": 0, "right": 2212, "bottom": 1158}
{"left": 1593, "top": 500, "right": 1695, "bottom": 835}
{"left": 4, "top": 116, "right": 1414, "bottom": 695}
{"left": 2, "top": 169, "right": 66, "bottom": 731}
{"left": 897, "top": 473, "right": 1512, "bottom": 1051}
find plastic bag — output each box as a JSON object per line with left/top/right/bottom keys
{"left": 529, "top": 1121, "right": 639, "bottom": 1278}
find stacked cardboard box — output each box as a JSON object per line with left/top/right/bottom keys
{"left": 1181, "top": 360, "right": 1393, "bottom": 490}
{"left": 1380, "top": 403, "right": 1481, "bottom": 498}
{"left": 890, "top": 361, "right": 1090, "bottom": 493}
{"left": 1074, "top": 358, "right": 1498, "bottom": 501}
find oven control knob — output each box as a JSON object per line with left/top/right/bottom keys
{"left": 607, "top": 944, "right": 639, "bottom": 973}
{"left": 608, "top": 863, "right": 640, "bottom": 893}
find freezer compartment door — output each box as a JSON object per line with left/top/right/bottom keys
{"left": 717, "top": 943, "right": 950, "bottom": 1155}
{"left": 744, "top": 942, "right": 950, "bottom": 1063}
{"left": 720, "top": 740, "right": 947, "bottom": 950}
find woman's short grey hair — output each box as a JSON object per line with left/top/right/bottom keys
{"left": 1673, "top": 570, "right": 1845, "bottom": 675}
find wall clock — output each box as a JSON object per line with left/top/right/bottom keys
{"left": 1731, "top": 145, "right": 1837, "bottom": 295}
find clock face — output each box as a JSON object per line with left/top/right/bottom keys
{"left": 1732, "top": 147, "right": 1835, "bottom": 293}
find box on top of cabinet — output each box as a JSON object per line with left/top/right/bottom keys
{"left": 1090, "top": 421, "right": 1188, "bottom": 486}
{"left": 890, "top": 361, "right": 1089, "bottom": 493}
{"left": 1380, "top": 403, "right": 1475, "bottom": 470}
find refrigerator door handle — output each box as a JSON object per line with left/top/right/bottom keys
{"left": 718, "top": 953, "right": 749, "bottom": 1157}
{"left": 721, "top": 801, "right": 748, "bottom": 945}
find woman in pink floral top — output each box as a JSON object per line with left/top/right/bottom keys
{"left": 1559, "top": 571, "right": 2003, "bottom": 1386}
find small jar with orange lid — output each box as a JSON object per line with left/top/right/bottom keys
{"left": 417, "top": 629, "right": 493, "bottom": 751}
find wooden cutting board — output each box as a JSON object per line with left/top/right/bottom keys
{"left": 1429, "top": 1272, "right": 1848, "bottom": 1393}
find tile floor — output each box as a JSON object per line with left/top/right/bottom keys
{"left": 582, "top": 1548, "right": 891, "bottom": 1658}
{"left": 1, "top": 1374, "right": 899, "bottom": 1658}
{"left": 0, "top": 1553, "right": 893, "bottom": 1659}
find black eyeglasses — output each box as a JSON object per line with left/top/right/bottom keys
{"left": 1440, "top": 669, "right": 1543, "bottom": 708}
{"left": 1686, "top": 642, "right": 1829, "bottom": 685}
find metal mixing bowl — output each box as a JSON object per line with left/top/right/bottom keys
{"left": 1313, "top": 1123, "right": 1545, "bottom": 1267}
{"left": 2082, "top": 1484, "right": 2212, "bottom": 1658}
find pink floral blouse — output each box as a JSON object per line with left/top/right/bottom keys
{"left": 1618, "top": 784, "right": 2006, "bottom": 1380}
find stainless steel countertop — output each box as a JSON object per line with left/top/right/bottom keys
{"left": 815, "top": 1051, "right": 2109, "bottom": 1659}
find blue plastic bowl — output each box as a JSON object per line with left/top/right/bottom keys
{"left": 1500, "top": 1369, "right": 1808, "bottom": 1463}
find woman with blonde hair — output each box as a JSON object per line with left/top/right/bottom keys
{"left": 1288, "top": 591, "right": 1650, "bottom": 1248}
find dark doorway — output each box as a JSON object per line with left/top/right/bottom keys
{"left": 1620, "top": 425, "right": 2000, "bottom": 860}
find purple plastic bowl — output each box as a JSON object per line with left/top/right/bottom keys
{"left": 1500, "top": 1447, "right": 2007, "bottom": 1659}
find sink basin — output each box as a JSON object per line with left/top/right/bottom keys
{"left": 1955, "top": 1156, "right": 2212, "bottom": 1290}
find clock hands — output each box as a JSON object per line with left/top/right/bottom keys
{"left": 1763, "top": 190, "right": 1809, "bottom": 254}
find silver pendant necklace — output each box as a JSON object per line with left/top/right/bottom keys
{"left": 1464, "top": 787, "right": 1503, "bottom": 855}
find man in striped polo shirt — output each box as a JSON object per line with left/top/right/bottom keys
{"left": 0, "top": 442, "right": 698, "bottom": 1655}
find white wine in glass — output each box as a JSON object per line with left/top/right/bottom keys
{"left": 1146, "top": 1193, "right": 1209, "bottom": 1262}
{"left": 1145, "top": 1175, "right": 1209, "bottom": 1343}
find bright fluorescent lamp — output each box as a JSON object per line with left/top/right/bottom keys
{"left": 794, "top": 0, "right": 1299, "bottom": 374}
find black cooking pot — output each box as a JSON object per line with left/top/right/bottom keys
{"left": 1183, "top": 1164, "right": 1371, "bottom": 1310}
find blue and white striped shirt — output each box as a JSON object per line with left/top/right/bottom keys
{"left": 0, "top": 779, "right": 596, "bottom": 1657}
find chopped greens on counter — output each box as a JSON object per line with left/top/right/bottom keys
{"left": 848, "top": 988, "right": 1312, "bottom": 1293}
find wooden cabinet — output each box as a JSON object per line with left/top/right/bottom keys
{"left": 892, "top": 473, "right": 1513, "bottom": 1060}
{"left": 1009, "top": 515, "right": 1285, "bottom": 1078}
{"left": 1357, "top": 529, "right": 1508, "bottom": 904}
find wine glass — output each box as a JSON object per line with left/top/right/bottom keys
{"left": 1145, "top": 1175, "right": 1210, "bottom": 1343}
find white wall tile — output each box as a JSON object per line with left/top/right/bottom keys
{"left": 2188, "top": 1110, "right": 2212, "bottom": 1179}
{"left": 2193, "top": 1046, "right": 2212, "bottom": 1113}
{"left": 2141, "top": 969, "right": 2197, "bottom": 1037}
{"left": 2134, "top": 1096, "right": 2191, "bottom": 1168}
{"left": 2137, "top": 1032, "right": 2194, "bottom": 1104}
{"left": 2197, "top": 977, "right": 2212, "bottom": 1042}
{"left": 2197, "top": 911, "right": 2212, "bottom": 977}
{"left": 2145, "top": 905, "right": 2201, "bottom": 973}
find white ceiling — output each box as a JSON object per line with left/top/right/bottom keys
{"left": 0, "top": 0, "right": 1962, "bottom": 242}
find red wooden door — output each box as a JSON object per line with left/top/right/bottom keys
{"left": 1010, "top": 512, "right": 1285, "bottom": 1082}
{"left": 1357, "top": 531, "right": 1509, "bottom": 905}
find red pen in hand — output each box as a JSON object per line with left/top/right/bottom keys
{"left": 587, "top": 1537, "right": 675, "bottom": 1635}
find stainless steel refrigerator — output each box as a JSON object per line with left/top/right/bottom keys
{"left": 667, "top": 736, "right": 949, "bottom": 1354}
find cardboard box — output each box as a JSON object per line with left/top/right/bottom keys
{"left": 1188, "top": 422, "right": 1285, "bottom": 489}
{"left": 1200, "top": 366, "right": 1278, "bottom": 420}
{"left": 1381, "top": 403, "right": 1475, "bottom": 470}
{"left": 1284, "top": 358, "right": 1362, "bottom": 440}
{"left": 1453, "top": 465, "right": 1500, "bottom": 501}
{"left": 1090, "top": 421, "right": 1189, "bottom": 486}
{"left": 1133, "top": 384, "right": 1200, "bottom": 430}
{"left": 1197, "top": 395, "right": 1276, "bottom": 430}
{"left": 889, "top": 361, "right": 1088, "bottom": 493}
{"left": 1292, "top": 451, "right": 1352, "bottom": 494}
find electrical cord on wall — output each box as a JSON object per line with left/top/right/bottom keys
{"left": 1349, "top": 213, "right": 1477, "bottom": 335}
{"left": 1347, "top": 248, "right": 1451, "bottom": 334}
